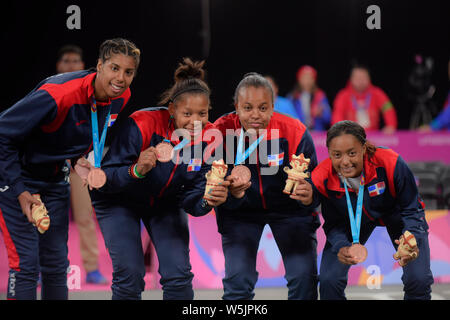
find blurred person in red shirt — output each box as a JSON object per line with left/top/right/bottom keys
{"left": 332, "top": 64, "right": 397, "bottom": 134}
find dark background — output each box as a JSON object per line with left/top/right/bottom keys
{"left": 1, "top": 0, "right": 449, "bottom": 129}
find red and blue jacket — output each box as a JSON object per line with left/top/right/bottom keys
{"left": 311, "top": 147, "right": 428, "bottom": 253}
{"left": 213, "top": 111, "right": 318, "bottom": 217}
{"left": 0, "top": 70, "right": 130, "bottom": 197}
{"left": 91, "top": 107, "right": 216, "bottom": 217}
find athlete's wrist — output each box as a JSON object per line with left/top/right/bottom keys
{"left": 129, "top": 164, "right": 146, "bottom": 179}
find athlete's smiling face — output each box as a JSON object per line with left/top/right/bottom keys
{"left": 328, "top": 134, "right": 366, "bottom": 178}
{"left": 94, "top": 53, "right": 136, "bottom": 101}
{"left": 235, "top": 86, "right": 274, "bottom": 134}
{"left": 169, "top": 93, "right": 210, "bottom": 138}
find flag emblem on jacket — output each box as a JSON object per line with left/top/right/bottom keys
{"left": 268, "top": 152, "right": 284, "bottom": 166}
{"left": 108, "top": 114, "right": 118, "bottom": 127}
{"left": 187, "top": 159, "right": 202, "bottom": 172}
{"left": 368, "top": 181, "right": 385, "bottom": 197}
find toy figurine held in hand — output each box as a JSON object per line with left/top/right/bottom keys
{"left": 31, "top": 194, "right": 50, "bottom": 234}
{"left": 204, "top": 159, "right": 228, "bottom": 200}
{"left": 283, "top": 153, "right": 310, "bottom": 195}
{"left": 394, "top": 230, "right": 419, "bottom": 266}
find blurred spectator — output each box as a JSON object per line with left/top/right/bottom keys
{"left": 264, "top": 75, "right": 296, "bottom": 115}
{"left": 420, "top": 59, "right": 450, "bottom": 131}
{"left": 332, "top": 64, "right": 397, "bottom": 133}
{"left": 286, "top": 66, "right": 331, "bottom": 130}
{"left": 56, "top": 44, "right": 107, "bottom": 285}
{"left": 56, "top": 44, "right": 85, "bottom": 73}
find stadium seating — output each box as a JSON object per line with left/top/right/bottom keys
{"left": 442, "top": 167, "right": 450, "bottom": 209}
{"left": 408, "top": 161, "right": 449, "bottom": 210}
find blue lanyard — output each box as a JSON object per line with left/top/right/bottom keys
{"left": 235, "top": 128, "right": 265, "bottom": 165}
{"left": 343, "top": 173, "right": 365, "bottom": 244}
{"left": 163, "top": 117, "right": 191, "bottom": 151}
{"left": 90, "top": 97, "right": 111, "bottom": 168}
{"left": 351, "top": 93, "right": 371, "bottom": 111}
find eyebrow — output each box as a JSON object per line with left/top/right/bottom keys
{"left": 111, "top": 63, "right": 135, "bottom": 72}
{"left": 330, "top": 147, "right": 356, "bottom": 153}
{"left": 243, "top": 102, "right": 268, "bottom": 107}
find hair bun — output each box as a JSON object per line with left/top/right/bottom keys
{"left": 174, "top": 57, "right": 205, "bottom": 82}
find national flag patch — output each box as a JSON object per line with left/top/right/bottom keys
{"left": 187, "top": 158, "right": 202, "bottom": 172}
{"left": 368, "top": 181, "right": 385, "bottom": 197}
{"left": 108, "top": 114, "right": 118, "bottom": 127}
{"left": 268, "top": 152, "right": 284, "bottom": 166}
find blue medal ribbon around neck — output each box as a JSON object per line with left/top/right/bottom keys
{"left": 351, "top": 93, "right": 372, "bottom": 110}
{"left": 90, "top": 97, "right": 111, "bottom": 168}
{"left": 235, "top": 128, "right": 265, "bottom": 165}
{"left": 163, "top": 117, "right": 190, "bottom": 151}
{"left": 343, "top": 172, "right": 365, "bottom": 244}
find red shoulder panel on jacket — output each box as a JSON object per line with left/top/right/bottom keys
{"left": 39, "top": 77, "right": 88, "bottom": 132}
{"left": 39, "top": 73, "right": 130, "bottom": 132}
{"left": 370, "top": 148, "right": 399, "bottom": 197}
{"left": 131, "top": 109, "right": 169, "bottom": 152}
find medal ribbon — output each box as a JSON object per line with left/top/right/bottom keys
{"left": 351, "top": 93, "right": 372, "bottom": 111}
{"left": 343, "top": 172, "right": 365, "bottom": 244}
{"left": 164, "top": 116, "right": 190, "bottom": 151}
{"left": 235, "top": 128, "right": 265, "bottom": 165}
{"left": 91, "top": 97, "right": 111, "bottom": 168}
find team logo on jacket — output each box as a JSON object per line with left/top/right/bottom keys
{"left": 187, "top": 159, "right": 202, "bottom": 172}
{"left": 268, "top": 152, "right": 284, "bottom": 166}
{"left": 368, "top": 181, "right": 385, "bottom": 197}
{"left": 108, "top": 114, "right": 118, "bottom": 127}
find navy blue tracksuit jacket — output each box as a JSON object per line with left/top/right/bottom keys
{"left": 90, "top": 107, "right": 216, "bottom": 300}
{"left": 212, "top": 111, "right": 320, "bottom": 300}
{"left": 0, "top": 70, "right": 130, "bottom": 299}
{"left": 311, "top": 147, "right": 434, "bottom": 300}
{"left": 92, "top": 107, "right": 214, "bottom": 216}
{"left": 214, "top": 111, "right": 318, "bottom": 216}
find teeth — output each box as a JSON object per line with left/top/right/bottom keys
{"left": 111, "top": 84, "right": 122, "bottom": 90}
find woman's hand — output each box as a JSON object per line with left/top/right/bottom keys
{"left": 18, "top": 191, "right": 41, "bottom": 224}
{"left": 289, "top": 178, "right": 313, "bottom": 205}
{"left": 394, "top": 238, "right": 419, "bottom": 267}
{"left": 74, "top": 157, "right": 94, "bottom": 186}
{"left": 337, "top": 246, "right": 359, "bottom": 265}
{"left": 135, "top": 146, "right": 158, "bottom": 176}
{"left": 225, "top": 175, "right": 251, "bottom": 199}
{"left": 205, "top": 180, "right": 231, "bottom": 207}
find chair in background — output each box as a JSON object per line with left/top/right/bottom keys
{"left": 408, "top": 161, "right": 445, "bottom": 210}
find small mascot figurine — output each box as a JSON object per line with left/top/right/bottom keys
{"left": 283, "top": 153, "right": 310, "bottom": 195}
{"left": 393, "top": 230, "right": 419, "bottom": 266}
{"left": 204, "top": 159, "right": 228, "bottom": 200}
{"left": 31, "top": 194, "right": 50, "bottom": 234}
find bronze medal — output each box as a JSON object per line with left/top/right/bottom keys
{"left": 156, "top": 142, "right": 174, "bottom": 163}
{"left": 231, "top": 165, "right": 251, "bottom": 183}
{"left": 348, "top": 243, "right": 368, "bottom": 264}
{"left": 87, "top": 167, "right": 107, "bottom": 189}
